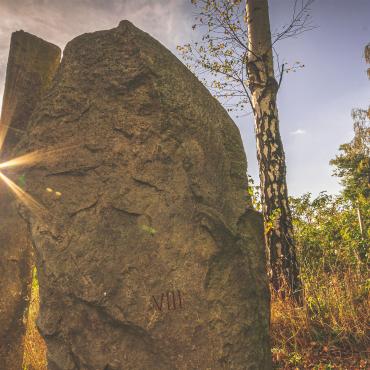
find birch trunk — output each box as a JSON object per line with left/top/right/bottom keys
{"left": 356, "top": 206, "right": 364, "bottom": 238}
{"left": 246, "top": 0, "right": 302, "bottom": 302}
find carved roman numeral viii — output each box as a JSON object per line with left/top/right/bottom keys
{"left": 152, "top": 290, "right": 183, "bottom": 311}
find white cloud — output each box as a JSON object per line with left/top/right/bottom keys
{"left": 290, "top": 129, "right": 307, "bottom": 135}
{"left": 0, "top": 0, "right": 194, "bottom": 112}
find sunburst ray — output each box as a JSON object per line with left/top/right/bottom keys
{"left": 0, "top": 172, "right": 48, "bottom": 218}
{"left": 0, "top": 144, "right": 79, "bottom": 170}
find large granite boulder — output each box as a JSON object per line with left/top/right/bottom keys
{"left": 0, "top": 31, "right": 60, "bottom": 369}
{"left": 18, "top": 21, "right": 271, "bottom": 369}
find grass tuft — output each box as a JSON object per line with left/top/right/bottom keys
{"left": 271, "top": 268, "right": 369, "bottom": 369}
{"left": 22, "top": 268, "right": 47, "bottom": 370}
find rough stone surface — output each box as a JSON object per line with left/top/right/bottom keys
{"left": 19, "top": 21, "right": 271, "bottom": 369}
{"left": 0, "top": 194, "right": 32, "bottom": 370}
{"left": 1, "top": 31, "right": 61, "bottom": 157}
{"left": 0, "top": 31, "right": 60, "bottom": 369}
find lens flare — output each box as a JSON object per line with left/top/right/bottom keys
{"left": 0, "top": 150, "right": 43, "bottom": 169}
{"left": 0, "top": 123, "right": 25, "bottom": 144}
{"left": 0, "top": 144, "right": 79, "bottom": 170}
{"left": 0, "top": 101, "right": 18, "bottom": 153}
{"left": 0, "top": 124, "right": 11, "bottom": 154}
{"left": 0, "top": 172, "right": 48, "bottom": 218}
{"left": 0, "top": 112, "right": 79, "bottom": 219}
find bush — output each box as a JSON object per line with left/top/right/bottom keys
{"left": 271, "top": 192, "right": 369, "bottom": 369}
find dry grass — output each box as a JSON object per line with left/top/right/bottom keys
{"left": 271, "top": 268, "right": 369, "bottom": 369}
{"left": 22, "top": 268, "right": 47, "bottom": 370}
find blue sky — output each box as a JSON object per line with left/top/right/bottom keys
{"left": 0, "top": 0, "right": 368, "bottom": 196}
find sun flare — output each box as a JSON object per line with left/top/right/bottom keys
{"left": 0, "top": 142, "right": 77, "bottom": 217}
{"left": 0, "top": 172, "right": 47, "bottom": 217}
{"left": 0, "top": 144, "right": 79, "bottom": 170}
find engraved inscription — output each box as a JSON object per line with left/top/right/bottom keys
{"left": 152, "top": 290, "right": 183, "bottom": 311}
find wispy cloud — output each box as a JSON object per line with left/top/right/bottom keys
{"left": 0, "top": 0, "right": 194, "bottom": 110}
{"left": 290, "top": 129, "right": 307, "bottom": 135}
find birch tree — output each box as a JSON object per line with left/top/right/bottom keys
{"left": 178, "top": 0, "right": 313, "bottom": 302}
